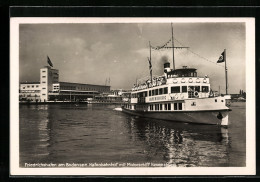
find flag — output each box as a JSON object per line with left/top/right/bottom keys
{"left": 217, "top": 51, "right": 225, "bottom": 63}
{"left": 47, "top": 56, "right": 53, "bottom": 67}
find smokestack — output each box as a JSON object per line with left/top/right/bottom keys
{"left": 164, "top": 62, "right": 171, "bottom": 78}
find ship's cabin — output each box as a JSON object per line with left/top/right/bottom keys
{"left": 166, "top": 66, "right": 197, "bottom": 78}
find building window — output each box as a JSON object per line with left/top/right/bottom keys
{"left": 171, "top": 86, "right": 180, "bottom": 93}
{"left": 182, "top": 86, "right": 187, "bottom": 92}
{"left": 42, "top": 70, "right": 46, "bottom": 72}
{"left": 42, "top": 76, "right": 46, "bottom": 78}
{"left": 42, "top": 87, "right": 46, "bottom": 89}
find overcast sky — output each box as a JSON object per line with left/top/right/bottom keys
{"left": 19, "top": 22, "right": 245, "bottom": 94}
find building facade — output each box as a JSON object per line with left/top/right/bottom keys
{"left": 19, "top": 82, "right": 41, "bottom": 102}
{"left": 19, "top": 66, "right": 110, "bottom": 102}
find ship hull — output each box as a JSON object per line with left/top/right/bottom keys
{"left": 122, "top": 108, "right": 230, "bottom": 125}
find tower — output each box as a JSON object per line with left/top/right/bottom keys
{"left": 40, "top": 66, "right": 59, "bottom": 101}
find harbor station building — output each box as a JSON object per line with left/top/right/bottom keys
{"left": 19, "top": 66, "right": 110, "bottom": 102}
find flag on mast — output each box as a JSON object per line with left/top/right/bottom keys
{"left": 217, "top": 51, "right": 225, "bottom": 63}
{"left": 47, "top": 56, "right": 53, "bottom": 67}
{"left": 147, "top": 57, "right": 152, "bottom": 77}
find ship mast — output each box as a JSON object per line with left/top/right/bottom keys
{"left": 165, "top": 23, "right": 189, "bottom": 70}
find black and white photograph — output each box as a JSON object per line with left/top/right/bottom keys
{"left": 10, "top": 18, "right": 255, "bottom": 175}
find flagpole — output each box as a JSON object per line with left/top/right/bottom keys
{"left": 224, "top": 49, "right": 228, "bottom": 95}
{"left": 171, "top": 23, "right": 175, "bottom": 70}
{"left": 149, "top": 41, "right": 152, "bottom": 84}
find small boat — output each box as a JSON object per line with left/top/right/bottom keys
{"left": 122, "top": 24, "right": 231, "bottom": 126}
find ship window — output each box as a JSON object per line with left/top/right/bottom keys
{"left": 174, "top": 103, "right": 178, "bottom": 110}
{"left": 164, "top": 87, "right": 168, "bottom": 94}
{"left": 168, "top": 103, "right": 171, "bottom": 110}
{"left": 188, "top": 86, "right": 194, "bottom": 92}
{"left": 179, "top": 103, "right": 182, "bottom": 110}
{"left": 171, "top": 86, "right": 180, "bottom": 93}
{"left": 27, "top": 85, "right": 30, "bottom": 88}
{"left": 182, "top": 86, "right": 187, "bottom": 92}
{"left": 149, "top": 90, "right": 151, "bottom": 96}
{"left": 195, "top": 86, "right": 200, "bottom": 92}
{"left": 155, "top": 89, "right": 158, "bottom": 95}
{"left": 164, "top": 104, "right": 168, "bottom": 110}
{"left": 159, "top": 88, "right": 163, "bottom": 95}
{"left": 215, "top": 99, "right": 217, "bottom": 102}
{"left": 202, "top": 86, "right": 209, "bottom": 92}
{"left": 152, "top": 90, "right": 155, "bottom": 96}
{"left": 160, "top": 104, "right": 162, "bottom": 110}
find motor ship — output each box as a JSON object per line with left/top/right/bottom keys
{"left": 122, "top": 24, "right": 231, "bottom": 126}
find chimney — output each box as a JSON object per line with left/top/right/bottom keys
{"left": 164, "top": 62, "right": 171, "bottom": 77}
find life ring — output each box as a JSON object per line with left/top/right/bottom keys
{"left": 203, "top": 78, "right": 207, "bottom": 83}
{"left": 217, "top": 112, "right": 223, "bottom": 119}
{"left": 181, "top": 78, "right": 185, "bottom": 83}
{"left": 194, "top": 91, "right": 199, "bottom": 97}
{"left": 196, "top": 78, "right": 200, "bottom": 83}
{"left": 189, "top": 78, "right": 193, "bottom": 83}
{"left": 173, "top": 78, "right": 178, "bottom": 83}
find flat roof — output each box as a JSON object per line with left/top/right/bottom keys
{"left": 59, "top": 82, "right": 110, "bottom": 87}
{"left": 20, "top": 82, "right": 40, "bottom": 84}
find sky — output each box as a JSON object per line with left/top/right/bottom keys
{"left": 19, "top": 22, "right": 246, "bottom": 94}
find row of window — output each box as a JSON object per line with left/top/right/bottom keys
{"left": 23, "top": 85, "right": 39, "bottom": 89}
{"left": 167, "top": 72, "right": 197, "bottom": 78}
{"left": 150, "top": 103, "right": 183, "bottom": 111}
{"left": 132, "top": 86, "right": 209, "bottom": 98}
{"left": 125, "top": 103, "right": 183, "bottom": 111}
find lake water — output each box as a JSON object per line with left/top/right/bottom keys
{"left": 19, "top": 102, "right": 246, "bottom": 167}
